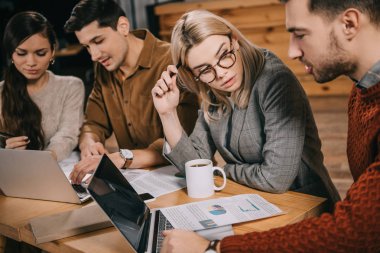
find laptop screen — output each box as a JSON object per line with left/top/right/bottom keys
{"left": 87, "top": 155, "right": 151, "bottom": 252}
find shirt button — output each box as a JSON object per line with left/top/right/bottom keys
{"left": 128, "top": 123, "right": 132, "bottom": 127}
{"left": 124, "top": 100, "right": 128, "bottom": 104}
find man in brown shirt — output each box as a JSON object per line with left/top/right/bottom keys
{"left": 64, "top": 0, "right": 198, "bottom": 183}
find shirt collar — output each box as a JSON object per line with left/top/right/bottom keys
{"left": 132, "top": 29, "right": 157, "bottom": 69}
{"left": 356, "top": 60, "right": 380, "bottom": 89}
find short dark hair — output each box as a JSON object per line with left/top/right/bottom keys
{"left": 64, "top": 0, "right": 126, "bottom": 33}
{"left": 280, "top": 0, "right": 380, "bottom": 25}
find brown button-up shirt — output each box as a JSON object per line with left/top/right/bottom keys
{"left": 81, "top": 29, "right": 199, "bottom": 152}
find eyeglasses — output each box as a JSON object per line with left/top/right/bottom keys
{"left": 194, "top": 47, "right": 237, "bottom": 84}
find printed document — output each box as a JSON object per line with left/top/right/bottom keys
{"left": 160, "top": 194, "right": 285, "bottom": 231}
{"left": 128, "top": 165, "right": 186, "bottom": 198}
{"left": 59, "top": 156, "right": 187, "bottom": 199}
{"left": 121, "top": 168, "right": 149, "bottom": 181}
{"left": 57, "top": 153, "right": 182, "bottom": 197}
{"left": 58, "top": 152, "right": 149, "bottom": 182}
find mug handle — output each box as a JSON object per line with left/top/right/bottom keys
{"left": 212, "top": 167, "right": 227, "bottom": 191}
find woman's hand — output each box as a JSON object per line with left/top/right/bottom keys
{"left": 5, "top": 136, "right": 29, "bottom": 149}
{"left": 152, "top": 65, "right": 180, "bottom": 115}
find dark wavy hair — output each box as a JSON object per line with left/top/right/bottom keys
{"left": 64, "top": 0, "right": 126, "bottom": 32}
{"left": 1, "top": 11, "right": 57, "bottom": 150}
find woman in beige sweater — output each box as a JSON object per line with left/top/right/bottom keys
{"left": 0, "top": 11, "right": 84, "bottom": 161}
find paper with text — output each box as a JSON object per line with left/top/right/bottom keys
{"left": 160, "top": 194, "right": 285, "bottom": 231}
{"left": 59, "top": 156, "right": 186, "bottom": 198}
{"left": 128, "top": 165, "right": 186, "bottom": 198}
{"left": 58, "top": 152, "right": 149, "bottom": 181}
{"left": 121, "top": 168, "right": 149, "bottom": 181}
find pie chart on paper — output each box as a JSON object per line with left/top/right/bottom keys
{"left": 208, "top": 204, "right": 227, "bottom": 215}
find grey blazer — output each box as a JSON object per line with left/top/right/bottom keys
{"left": 165, "top": 50, "right": 340, "bottom": 207}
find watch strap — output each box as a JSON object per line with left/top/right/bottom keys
{"left": 119, "top": 149, "right": 133, "bottom": 169}
{"left": 205, "top": 240, "right": 220, "bottom": 252}
{"left": 123, "top": 157, "right": 132, "bottom": 169}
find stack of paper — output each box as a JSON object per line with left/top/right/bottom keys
{"left": 125, "top": 165, "right": 186, "bottom": 198}
{"left": 160, "top": 194, "right": 285, "bottom": 231}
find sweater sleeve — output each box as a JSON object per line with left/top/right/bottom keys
{"left": 221, "top": 162, "right": 380, "bottom": 253}
{"left": 46, "top": 78, "right": 84, "bottom": 161}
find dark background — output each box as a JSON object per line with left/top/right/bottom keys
{"left": 0, "top": 0, "right": 181, "bottom": 98}
{"left": 0, "top": 0, "right": 80, "bottom": 44}
{"left": 0, "top": 0, "right": 92, "bottom": 87}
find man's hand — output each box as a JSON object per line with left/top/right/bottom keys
{"left": 80, "top": 141, "right": 107, "bottom": 159}
{"left": 161, "top": 229, "right": 211, "bottom": 253}
{"left": 70, "top": 152, "right": 126, "bottom": 184}
{"left": 70, "top": 155, "right": 102, "bottom": 184}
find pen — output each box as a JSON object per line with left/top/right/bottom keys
{"left": 169, "top": 62, "right": 182, "bottom": 78}
{"left": 0, "top": 131, "right": 15, "bottom": 138}
{"left": 169, "top": 62, "right": 184, "bottom": 89}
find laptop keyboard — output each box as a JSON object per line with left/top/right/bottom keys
{"left": 155, "top": 210, "right": 173, "bottom": 252}
{"left": 71, "top": 184, "right": 88, "bottom": 198}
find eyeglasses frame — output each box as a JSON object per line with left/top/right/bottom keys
{"left": 193, "top": 43, "right": 237, "bottom": 84}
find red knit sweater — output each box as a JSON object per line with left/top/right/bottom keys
{"left": 221, "top": 82, "right": 380, "bottom": 253}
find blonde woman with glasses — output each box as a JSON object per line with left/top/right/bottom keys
{"left": 152, "top": 10, "right": 339, "bottom": 207}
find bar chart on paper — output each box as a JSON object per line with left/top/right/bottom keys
{"left": 161, "top": 194, "right": 286, "bottom": 231}
{"left": 238, "top": 199, "right": 260, "bottom": 212}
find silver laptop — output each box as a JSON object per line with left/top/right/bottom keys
{"left": 87, "top": 154, "right": 173, "bottom": 253}
{"left": 0, "top": 149, "right": 91, "bottom": 204}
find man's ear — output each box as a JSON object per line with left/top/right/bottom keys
{"left": 340, "top": 8, "right": 361, "bottom": 40}
{"left": 117, "top": 16, "right": 130, "bottom": 36}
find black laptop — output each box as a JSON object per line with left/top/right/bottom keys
{"left": 87, "top": 155, "right": 173, "bottom": 253}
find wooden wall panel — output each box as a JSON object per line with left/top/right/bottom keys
{"left": 155, "top": 0, "right": 352, "bottom": 96}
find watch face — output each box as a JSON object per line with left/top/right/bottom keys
{"left": 120, "top": 149, "right": 133, "bottom": 159}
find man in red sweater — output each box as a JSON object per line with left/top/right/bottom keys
{"left": 161, "top": 0, "right": 380, "bottom": 252}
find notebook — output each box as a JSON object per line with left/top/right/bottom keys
{"left": 87, "top": 154, "right": 174, "bottom": 253}
{"left": 0, "top": 149, "right": 91, "bottom": 204}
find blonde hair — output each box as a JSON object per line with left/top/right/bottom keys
{"left": 171, "top": 10, "right": 265, "bottom": 120}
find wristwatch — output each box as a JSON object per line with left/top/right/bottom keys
{"left": 119, "top": 149, "right": 133, "bottom": 168}
{"left": 205, "top": 240, "right": 220, "bottom": 253}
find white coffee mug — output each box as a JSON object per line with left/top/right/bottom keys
{"left": 185, "top": 158, "right": 227, "bottom": 198}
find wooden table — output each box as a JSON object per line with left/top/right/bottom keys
{"left": 0, "top": 197, "right": 80, "bottom": 241}
{"left": 0, "top": 178, "right": 327, "bottom": 253}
